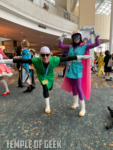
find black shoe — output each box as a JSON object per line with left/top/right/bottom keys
{"left": 107, "top": 106, "right": 113, "bottom": 118}
{"left": 23, "top": 84, "right": 35, "bottom": 93}
{"left": 23, "top": 86, "right": 32, "bottom": 93}
{"left": 29, "top": 84, "right": 35, "bottom": 92}
{"left": 106, "top": 79, "right": 112, "bottom": 81}
{"left": 106, "top": 123, "right": 113, "bottom": 130}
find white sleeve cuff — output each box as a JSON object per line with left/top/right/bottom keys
{"left": 0, "top": 59, "right": 13, "bottom": 64}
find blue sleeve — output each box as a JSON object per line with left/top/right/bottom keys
{"left": 20, "top": 50, "right": 29, "bottom": 59}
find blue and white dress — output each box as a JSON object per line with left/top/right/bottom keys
{"left": 66, "top": 44, "right": 87, "bottom": 79}
{"left": 20, "top": 48, "right": 31, "bottom": 82}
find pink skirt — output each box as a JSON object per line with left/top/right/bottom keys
{"left": 0, "top": 64, "right": 13, "bottom": 77}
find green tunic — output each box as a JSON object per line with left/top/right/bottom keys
{"left": 31, "top": 56, "right": 60, "bottom": 89}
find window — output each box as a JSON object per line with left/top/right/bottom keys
{"left": 95, "top": 0, "right": 111, "bottom": 15}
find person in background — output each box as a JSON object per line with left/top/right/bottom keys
{"left": 91, "top": 65, "right": 95, "bottom": 74}
{"left": 62, "top": 54, "right": 67, "bottom": 77}
{"left": 83, "top": 38, "right": 91, "bottom": 45}
{"left": 29, "top": 49, "right": 36, "bottom": 85}
{"left": 16, "top": 45, "right": 23, "bottom": 87}
{"left": 14, "top": 40, "right": 35, "bottom": 92}
{"left": 0, "top": 48, "right": 13, "bottom": 95}
{"left": 58, "top": 54, "right": 67, "bottom": 78}
{"left": 94, "top": 58, "right": 98, "bottom": 72}
{"left": 96, "top": 52, "right": 105, "bottom": 76}
{"left": 104, "top": 50, "right": 112, "bottom": 81}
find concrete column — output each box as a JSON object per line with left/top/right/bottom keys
{"left": 79, "top": 0, "right": 95, "bottom": 29}
{"left": 66, "top": 0, "right": 71, "bottom": 12}
{"left": 109, "top": 0, "right": 113, "bottom": 53}
{"left": 71, "top": 0, "right": 78, "bottom": 12}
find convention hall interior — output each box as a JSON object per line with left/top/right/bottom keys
{"left": 0, "top": 0, "right": 113, "bottom": 149}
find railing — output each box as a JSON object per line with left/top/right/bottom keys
{"left": 32, "top": 0, "right": 79, "bottom": 24}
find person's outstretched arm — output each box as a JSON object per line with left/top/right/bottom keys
{"left": 0, "top": 56, "right": 91, "bottom": 64}
{"left": 60, "top": 55, "right": 91, "bottom": 62}
{"left": 59, "top": 33, "right": 70, "bottom": 50}
{"left": 85, "top": 31, "right": 100, "bottom": 51}
{"left": 59, "top": 41, "right": 70, "bottom": 50}
{"left": 13, "top": 59, "right": 32, "bottom": 64}
{"left": 86, "top": 36, "right": 100, "bottom": 50}
{"left": 0, "top": 59, "right": 32, "bottom": 64}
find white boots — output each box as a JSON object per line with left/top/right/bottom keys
{"left": 70, "top": 95, "right": 79, "bottom": 109}
{"left": 79, "top": 100, "right": 86, "bottom": 117}
{"left": 44, "top": 95, "right": 86, "bottom": 116}
{"left": 45, "top": 97, "right": 50, "bottom": 114}
{"left": 71, "top": 95, "right": 86, "bottom": 117}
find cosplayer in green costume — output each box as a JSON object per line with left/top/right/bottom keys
{"left": 0, "top": 46, "right": 91, "bottom": 114}
{"left": 32, "top": 56, "right": 60, "bottom": 90}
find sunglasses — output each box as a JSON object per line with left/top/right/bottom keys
{"left": 41, "top": 54, "right": 50, "bottom": 57}
{"left": 73, "top": 35, "right": 81, "bottom": 40}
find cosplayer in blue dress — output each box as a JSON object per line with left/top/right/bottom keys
{"left": 20, "top": 48, "right": 31, "bottom": 82}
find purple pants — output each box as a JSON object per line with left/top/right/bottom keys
{"left": 69, "top": 78, "right": 84, "bottom": 100}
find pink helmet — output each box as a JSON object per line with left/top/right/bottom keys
{"left": 72, "top": 30, "right": 79, "bottom": 35}
{"left": 72, "top": 30, "right": 82, "bottom": 40}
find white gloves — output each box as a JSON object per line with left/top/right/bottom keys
{"left": 77, "top": 55, "right": 91, "bottom": 60}
{"left": 90, "top": 30, "right": 100, "bottom": 38}
{"left": 59, "top": 33, "right": 67, "bottom": 42}
{"left": 0, "top": 59, "right": 13, "bottom": 64}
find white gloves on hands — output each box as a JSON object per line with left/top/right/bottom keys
{"left": 90, "top": 30, "right": 100, "bottom": 38}
{"left": 0, "top": 59, "right": 13, "bottom": 64}
{"left": 59, "top": 33, "right": 67, "bottom": 42}
{"left": 77, "top": 55, "right": 91, "bottom": 60}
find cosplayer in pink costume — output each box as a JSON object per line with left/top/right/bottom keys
{"left": 0, "top": 48, "right": 13, "bottom": 95}
{"left": 59, "top": 30, "right": 100, "bottom": 116}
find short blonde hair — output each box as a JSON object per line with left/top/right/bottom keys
{"left": 21, "top": 40, "right": 30, "bottom": 48}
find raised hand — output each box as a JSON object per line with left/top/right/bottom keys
{"left": 90, "top": 30, "right": 100, "bottom": 37}
{"left": 59, "top": 33, "right": 67, "bottom": 42}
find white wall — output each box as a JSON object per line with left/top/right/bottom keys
{"left": 33, "top": 0, "right": 44, "bottom": 7}
{"left": 95, "top": 14, "right": 110, "bottom": 40}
